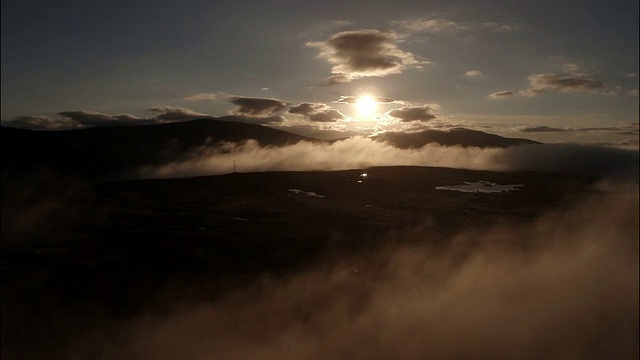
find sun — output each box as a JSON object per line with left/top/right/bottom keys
{"left": 356, "top": 95, "right": 377, "bottom": 116}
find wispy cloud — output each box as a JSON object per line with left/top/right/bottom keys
{"left": 335, "top": 95, "right": 398, "bottom": 104}
{"left": 463, "top": 70, "right": 484, "bottom": 78}
{"left": 393, "top": 17, "right": 519, "bottom": 35}
{"left": 307, "top": 29, "right": 425, "bottom": 85}
{"left": 182, "top": 93, "right": 223, "bottom": 102}
{"left": 520, "top": 73, "right": 606, "bottom": 97}
{"left": 491, "top": 68, "right": 610, "bottom": 99}
{"left": 394, "top": 18, "right": 468, "bottom": 34}
{"left": 489, "top": 91, "right": 515, "bottom": 99}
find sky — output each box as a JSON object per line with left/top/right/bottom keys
{"left": 1, "top": 0, "right": 639, "bottom": 144}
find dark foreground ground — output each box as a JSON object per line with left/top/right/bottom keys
{"left": 2, "top": 166, "right": 637, "bottom": 359}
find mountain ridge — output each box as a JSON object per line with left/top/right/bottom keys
{"left": 2, "top": 118, "right": 541, "bottom": 180}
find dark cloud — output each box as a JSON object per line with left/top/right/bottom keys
{"left": 288, "top": 102, "right": 346, "bottom": 123}
{"left": 385, "top": 105, "right": 438, "bottom": 122}
{"left": 148, "top": 106, "right": 209, "bottom": 122}
{"left": 288, "top": 102, "right": 331, "bottom": 116}
{"left": 308, "top": 110, "right": 345, "bottom": 123}
{"left": 58, "top": 111, "right": 119, "bottom": 126}
{"left": 517, "top": 125, "right": 568, "bottom": 133}
{"left": 307, "top": 29, "right": 422, "bottom": 84}
{"left": 229, "top": 97, "right": 288, "bottom": 117}
{"left": 489, "top": 91, "right": 515, "bottom": 99}
{"left": 2, "top": 115, "right": 80, "bottom": 130}
{"left": 521, "top": 73, "right": 606, "bottom": 97}
{"left": 323, "top": 74, "right": 353, "bottom": 86}
{"left": 59, "top": 111, "right": 144, "bottom": 126}
{"left": 335, "top": 95, "right": 397, "bottom": 104}
{"left": 3, "top": 111, "right": 145, "bottom": 130}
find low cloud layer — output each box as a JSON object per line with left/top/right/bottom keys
{"left": 143, "top": 138, "right": 638, "bottom": 181}
{"left": 63, "top": 182, "right": 638, "bottom": 360}
{"left": 307, "top": 29, "right": 423, "bottom": 84}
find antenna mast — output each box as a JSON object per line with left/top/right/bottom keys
{"left": 233, "top": 160, "right": 236, "bottom": 173}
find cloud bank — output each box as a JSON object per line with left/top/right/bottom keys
{"left": 143, "top": 138, "right": 638, "bottom": 181}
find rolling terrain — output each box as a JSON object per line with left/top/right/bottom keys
{"left": 1, "top": 120, "right": 637, "bottom": 359}
{"left": 2, "top": 118, "right": 541, "bottom": 180}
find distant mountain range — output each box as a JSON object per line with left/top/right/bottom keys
{"left": 1, "top": 118, "right": 539, "bottom": 179}
{"left": 371, "top": 128, "right": 539, "bottom": 149}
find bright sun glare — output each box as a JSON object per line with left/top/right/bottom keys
{"left": 356, "top": 95, "right": 377, "bottom": 116}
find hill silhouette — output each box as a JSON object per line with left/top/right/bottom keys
{"left": 372, "top": 127, "right": 540, "bottom": 149}
{"left": 2, "top": 119, "right": 540, "bottom": 179}
{"left": 1, "top": 118, "right": 319, "bottom": 179}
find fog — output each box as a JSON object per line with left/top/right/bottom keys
{"left": 56, "top": 182, "right": 638, "bottom": 360}
{"left": 143, "top": 138, "right": 638, "bottom": 181}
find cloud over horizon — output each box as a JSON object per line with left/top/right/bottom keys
{"left": 148, "top": 106, "right": 210, "bottom": 122}
{"left": 2, "top": 111, "right": 146, "bottom": 130}
{"left": 143, "top": 138, "right": 638, "bottom": 181}
{"left": 307, "top": 29, "right": 424, "bottom": 85}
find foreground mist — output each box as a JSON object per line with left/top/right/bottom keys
{"left": 58, "top": 182, "right": 638, "bottom": 360}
